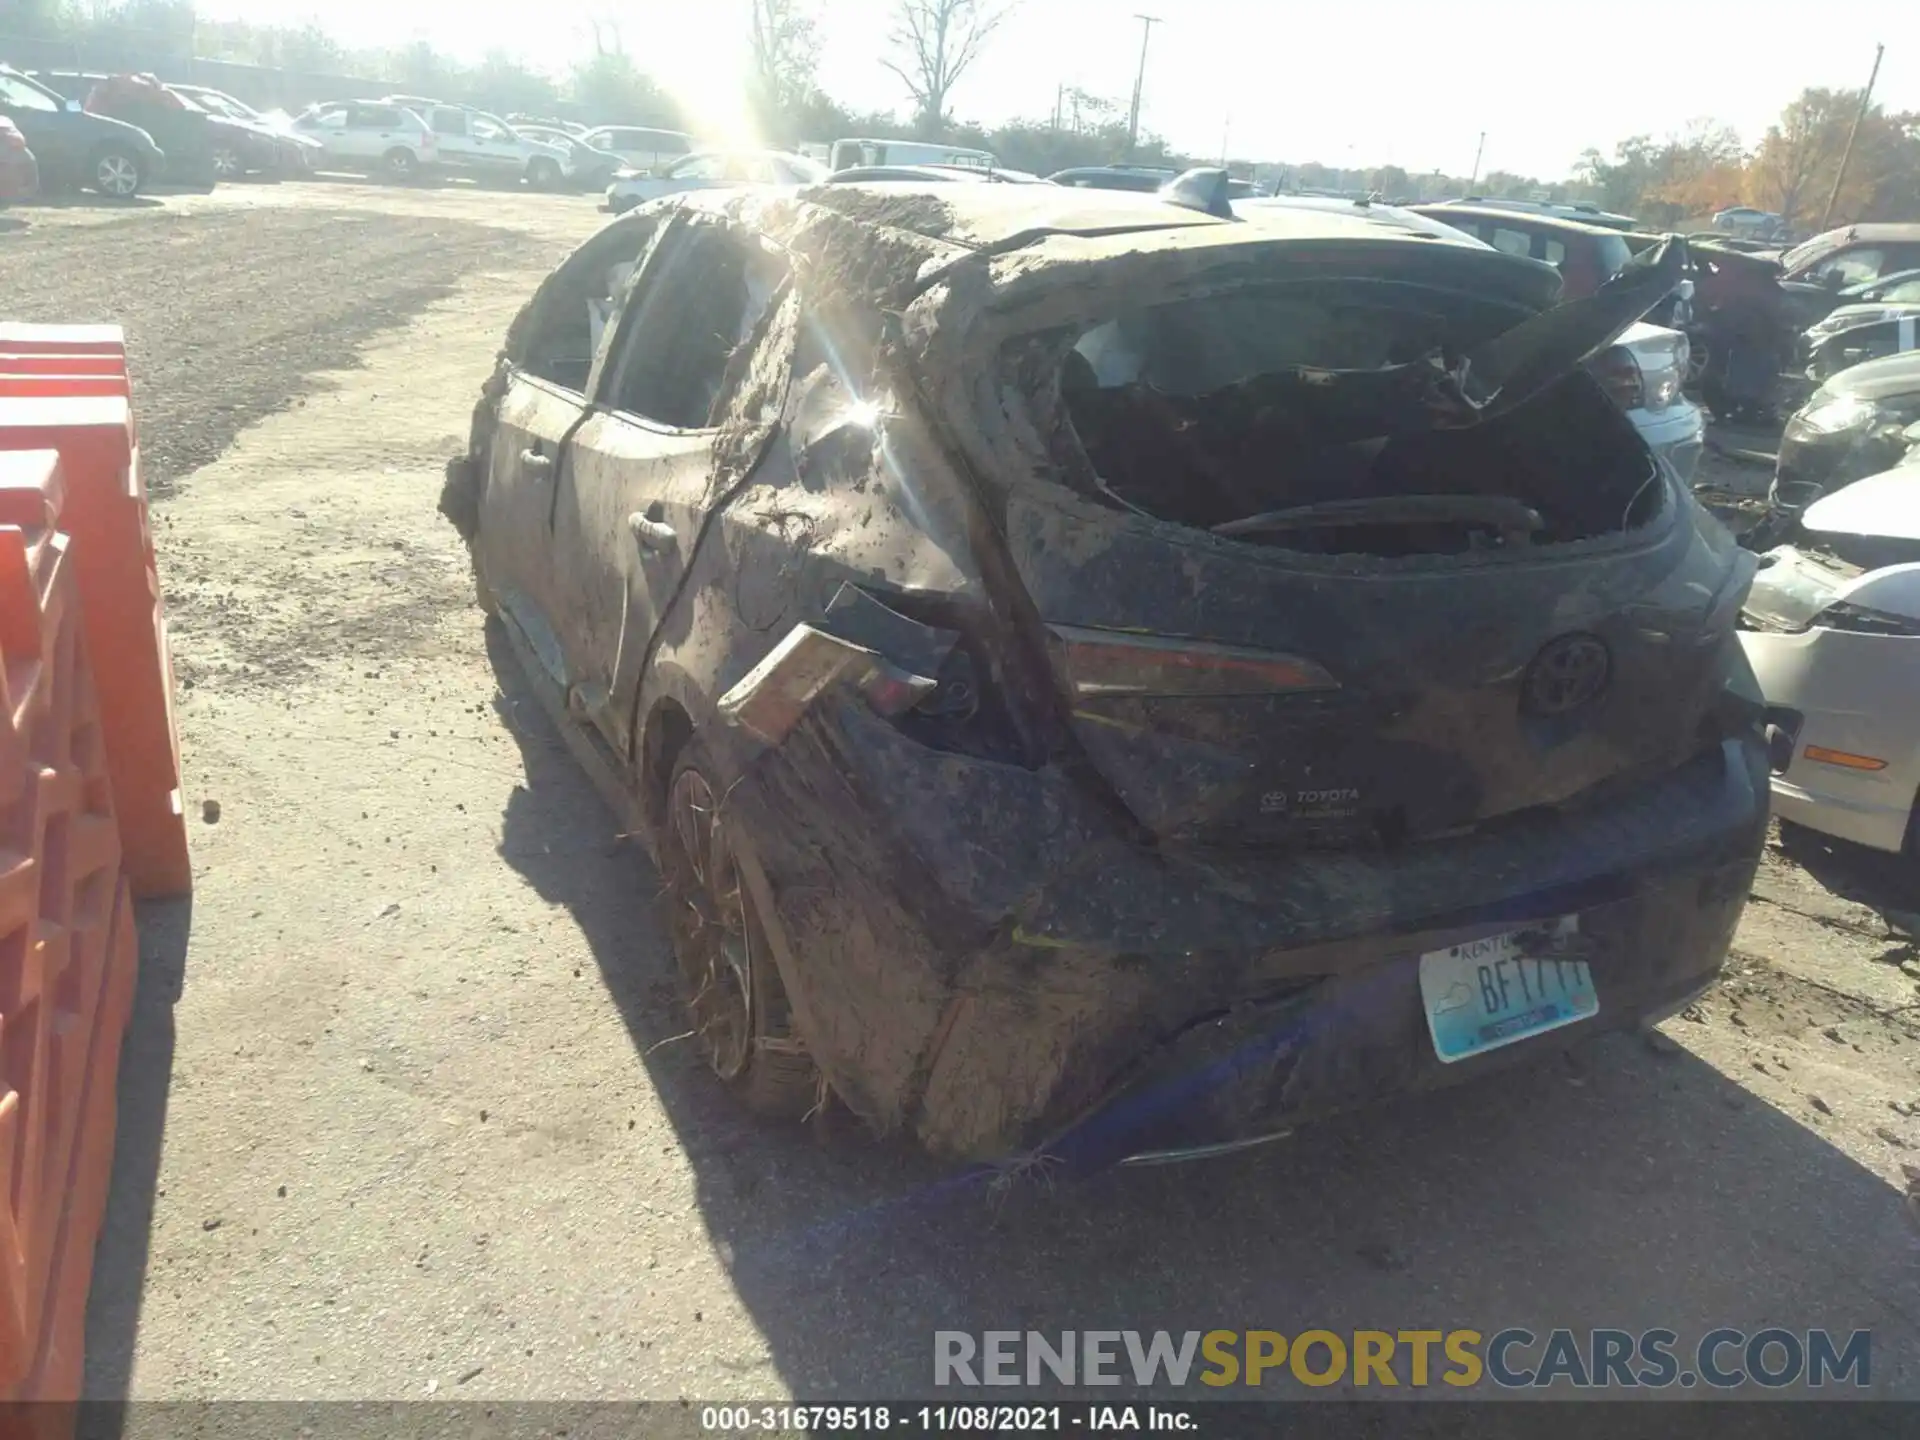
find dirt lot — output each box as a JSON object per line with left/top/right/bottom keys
{"left": 3, "top": 182, "right": 1918, "bottom": 1405}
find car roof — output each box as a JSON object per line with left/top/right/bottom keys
{"left": 1784, "top": 223, "right": 1920, "bottom": 271}
{"left": 1236, "top": 194, "right": 1485, "bottom": 244}
{"left": 1411, "top": 203, "right": 1625, "bottom": 240}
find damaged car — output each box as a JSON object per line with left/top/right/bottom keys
{"left": 441, "top": 185, "right": 1769, "bottom": 1170}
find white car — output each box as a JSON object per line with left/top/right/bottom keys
{"left": 603, "top": 149, "right": 828, "bottom": 213}
{"left": 291, "top": 99, "right": 437, "bottom": 180}
{"left": 579, "top": 124, "right": 694, "bottom": 175}
{"left": 391, "top": 100, "right": 571, "bottom": 189}
{"left": 1741, "top": 451, "right": 1920, "bottom": 851}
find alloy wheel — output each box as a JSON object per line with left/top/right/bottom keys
{"left": 96, "top": 153, "right": 139, "bottom": 197}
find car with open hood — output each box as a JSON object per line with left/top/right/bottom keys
{"left": 1741, "top": 452, "right": 1920, "bottom": 852}
{"left": 439, "top": 184, "right": 1767, "bottom": 1169}
{"left": 36, "top": 70, "right": 268, "bottom": 188}
{"left": 1772, "top": 350, "right": 1920, "bottom": 515}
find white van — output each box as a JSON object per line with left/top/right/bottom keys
{"left": 580, "top": 125, "right": 694, "bottom": 175}
{"left": 828, "top": 137, "right": 997, "bottom": 172}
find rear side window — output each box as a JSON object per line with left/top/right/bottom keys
{"left": 1489, "top": 228, "right": 1533, "bottom": 258}
{"left": 603, "top": 225, "right": 788, "bottom": 429}
{"left": 1592, "top": 234, "right": 1632, "bottom": 280}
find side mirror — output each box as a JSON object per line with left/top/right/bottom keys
{"left": 63, "top": 99, "right": 81, "bottom": 113}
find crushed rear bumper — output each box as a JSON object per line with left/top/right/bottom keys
{"left": 723, "top": 694, "right": 1769, "bottom": 1165}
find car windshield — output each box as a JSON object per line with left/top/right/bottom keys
{"left": 0, "top": 71, "right": 61, "bottom": 112}
{"left": 191, "top": 91, "right": 256, "bottom": 121}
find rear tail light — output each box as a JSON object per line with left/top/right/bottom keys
{"left": 1049, "top": 625, "right": 1338, "bottom": 700}
{"left": 1588, "top": 345, "right": 1645, "bottom": 410}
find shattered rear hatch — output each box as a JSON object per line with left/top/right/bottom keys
{"left": 920, "top": 230, "right": 1750, "bottom": 848}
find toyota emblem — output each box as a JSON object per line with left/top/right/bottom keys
{"left": 1522, "top": 633, "right": 1611, "bottom": 717}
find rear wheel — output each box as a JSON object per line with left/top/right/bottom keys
{"left": 89, "top": 146, "right": 143, "bottom": 199}
{"left": 662, "top": 743, "right": 819, "bottom": 1118}
{"left": 381, "top": 147, "right": 418, "bottom": 182}
{"left": 210, "top": 144, "right": 244, "bottom": 181}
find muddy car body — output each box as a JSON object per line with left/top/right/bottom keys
{"left": 443, "top": 186, "right": 1769, "bottom": 1168}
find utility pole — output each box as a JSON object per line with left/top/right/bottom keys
{"left": 1467, "top": 131, "right": 1486, "bottom": 190}
{"left": 1125, "top": 14, "right": 1162, "bottom": 160}
{"left": 1220, "top": 109, "right": 1232, "bottom": 166}
{"left": 1053, "top": 83, "right": 1064, "bottom": 132}
{"left": 1819, "top": 42, "right": 1886, "bottom": 231}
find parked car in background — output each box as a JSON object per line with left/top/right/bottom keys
{"left": 291, "top": 100, "right": 437, "bottom": 180}
{"left": 603, "top": 149, "right": 827, "bottom": 213}
{"left": 1425, "top": 197, "right": 1639, "bottom": 232}
{"left": 825, "top": 163, "right": 1048, "bottom": 185}
{"left": 33, "top": 71, "right": 254, "bottom": 188}
{"left": 385, "top": 100, "right": 570, "bottom": 188}
{"left": 1771, "top": 351, "right": 1920, "bottom": 515}
{"left": 509, "top": 114, "right": 588, "bottom": 139}
{"left": 0, "top": 116, "right": 38, "bottom": 201}
{"left": 513, "top": 123, "right": 621, "bottom": 190}
{"left": 0, "top": 64, "right": 164, "bottom": 197}
{"left": 441, "top": 186, "right": 1762, "bottom": 1167}
{"left": 1741, "top": 450, "right": 1920, "bottom": 851}
{"left": 1410, "top": 204, "right": 1635, "bottom": 299}
{"left": 1803, "top": 269, "right": 1920, "bottom": 381}
{"left": 165, "top": 82, "right": 323, "bottom": 176}
{"left": 827, "top": 137, "right": 995, "bottom": 171}
{"left": 579, "top": 125, "right": 693, "bottom": 175}
{"left": 1777, "top": 224, "right": 1920, "bottom": 335}
{"left": 1712, "top": 206, "right": 1784, "bottom": 240}
{"left": 1049, "top": 165, "right": 1177, "bottom": 192}
{"left": 1254, "top": 197, "right": 1704, "bottom": 484}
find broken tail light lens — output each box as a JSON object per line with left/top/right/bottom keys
{"left": 1588, "top": 345, "right": 1645, "bottom": 411}
{"left": 1049, "top": 625, "right": 1339, "bottom": 700}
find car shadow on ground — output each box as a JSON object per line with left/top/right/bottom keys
{"left": 1776, "top": 820, "right": 1920, "bottom": 922}
{"left": 484, "top": 626, "right": 1920, "bottom": 1403}
{"left": 81, "top": 895, "right": 190, "bottom": 1403}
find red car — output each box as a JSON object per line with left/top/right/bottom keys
{"left": 0, "top": 116, "right": 38, "bottom": 201}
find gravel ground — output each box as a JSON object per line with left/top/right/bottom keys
{"left": 3, "top": 185, "right": 1917, "bottom": 1409}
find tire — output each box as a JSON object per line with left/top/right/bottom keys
{"left": 210, "top": 144, "right": 244, "bottom": 182}
{"left": 381, "top": 147, "right": 418, "bottom": 182}
{"left": 88, "top": 146, "right": 144, "bottom": 199}
{"left": 527, "top": 157, "right": 561, "bottom": 190}
{"left": 661, "top": 742, "right": 819, "bottom": 1118}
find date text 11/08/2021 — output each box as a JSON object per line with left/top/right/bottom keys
{"left": 700, "top": 1407, "right": 1190, "bottom": 1433}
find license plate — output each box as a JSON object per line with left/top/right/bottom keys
{"left": 1418, "top": 917, "right": 1597, "bottom": 1064}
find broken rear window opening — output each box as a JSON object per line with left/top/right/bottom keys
{"left": 1027, "top": 278, "right": 1666, "bottom": 559}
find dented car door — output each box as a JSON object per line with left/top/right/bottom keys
{"left": 554, "top": 219, "right": 791, "bottom": 756}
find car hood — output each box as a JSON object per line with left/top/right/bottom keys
{"left": 1821, "top": 349, "right": 1920, "bottom": 403}
{"left": 1801, "top": 459, "right": 1920, "bottom": 542}
{"left": 1811, "top": 301, "right": 1920, "bottom": 330}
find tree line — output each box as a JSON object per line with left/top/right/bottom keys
{"left": 10, "top": 0, "right": 1918, "bottom": 224}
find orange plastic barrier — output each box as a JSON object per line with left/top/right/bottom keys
{"left": 0, "top": 450, "right": 139, "bottom": 1403}
{"left": 0, "top": 325, "right": 125, "bottom": 359}
{"left": 0, "top": 396, "right": 187, "bottom": 897}
{"left": 0, "top": 356, "right": 126, "bottom": 377}
{"left": 0, "top": 376, "right": 132, "bottom": 401}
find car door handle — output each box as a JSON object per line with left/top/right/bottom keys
{"left": 628, "top": 513, "right": 676, "bottom": 553}
{"left": 520, "top": 449, "right": 553, "bottom": 475}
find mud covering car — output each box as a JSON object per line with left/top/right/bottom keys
{"left": 441, "top": 186, "right": 1769, "bottom": 1169}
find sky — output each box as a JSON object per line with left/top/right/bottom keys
{"left": 193, "top": 0, "right": 1913, "bottom": 179}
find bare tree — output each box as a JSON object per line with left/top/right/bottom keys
{"left": 749, "top": 0, "right": 819, "bottom": 121}
{"left": 883, "top": 0, "right": 1010, "bottom": 137}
